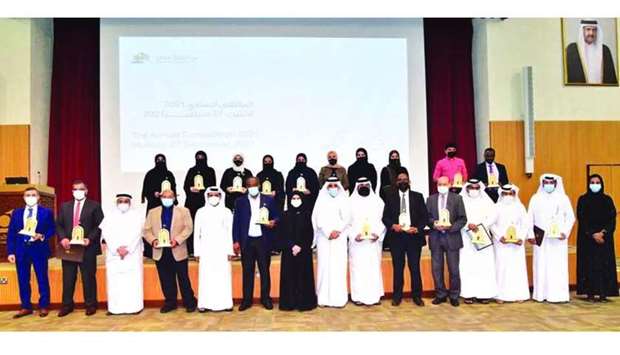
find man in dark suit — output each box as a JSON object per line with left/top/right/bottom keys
{"left": 56, "top": 180, "right": 104, "bottom": 317}
{"left": 232, "top": 176, "right": 281, "bottom": 311}
{"left": 473, "top": 147, "right": 509, "bottom": 203}
{"left": 426, "top": 176, "right": 467, "bottom": 307}
{"left": 382, "top": 171, "right": 429, "bottom": 307}
{"left": 7, "top": 187, "right": 56, "bottom": 318}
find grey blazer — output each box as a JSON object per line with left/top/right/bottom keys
{"left": 426, "top": 192, "right": 467, "bottom": 251}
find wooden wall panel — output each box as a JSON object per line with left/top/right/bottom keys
{"left": 0, "top": 125, "right": 30, "bottom": 182}
{"left": 490, "top": 121, "right": 620, "bottom": 247}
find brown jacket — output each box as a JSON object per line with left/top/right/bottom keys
{"left": 143, "top": 206, "right": 193, "bottom": 261}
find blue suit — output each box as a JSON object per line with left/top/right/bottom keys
{"left": 7, "top": 205, "right": 55, "bottom": 310}
{"left": 232, "top": 194, "right": 280, "bottom": 304}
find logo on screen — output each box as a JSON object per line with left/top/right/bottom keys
{"left": 131, "top": 52, "right": 150, "bottom": 64}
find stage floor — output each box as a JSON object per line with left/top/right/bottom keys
{"left": 1, "top": 291, "right": 619, "bottom": 331}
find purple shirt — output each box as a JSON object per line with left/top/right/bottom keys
{"left": 432, "top": 157, "right": 468, "bottom": 183}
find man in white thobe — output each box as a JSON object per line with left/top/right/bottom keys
{"left": 194, "top": 187, "right": 234, "bottom": 312}
{"left": 348, "top": 177, "right": 386, "bottom": 306}
{"left": 488, "top": 185, "right": 531, "bottom": 302}
{"left": 528, "top": 174, "right": 575, "bottom": 303}
{"left": 100, "top": 194, "right": 144, "bottom": 315}
{"left": 311, "top": 176, "right": 351, "bottom": 307}
{"left": 458, "top": 179, "right": 498, "bottom": 304}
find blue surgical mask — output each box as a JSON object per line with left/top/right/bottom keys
{"left": 589, "top": 183, "right": 602, "bottom": 193}
{"left": 543, "top": 184, "right": 556, "bottom": 193}
{"left": 161, "top": 198, "right": 174, "bottom": 208}
{"left": 328, "top": 187, "right": 339, "bottom": 198}
{"left": 248, "top": 187, "right": 260, "bottom": 197}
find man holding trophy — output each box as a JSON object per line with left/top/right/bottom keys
{"left": 7, "top": 187, "right": 56, "bottom": 318}
{"left": 426, "top": 176, "right": 467, "bottom": 307}
{"left": 56, "top": 180, "right": 104, "bottom": 317}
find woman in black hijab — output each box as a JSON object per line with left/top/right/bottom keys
{"left": 576, "top": 173, "right": 618, "bottom": 302}
{"left": 278, "top": 191, "right": 317, "bottom": 311}
{"left": 347, "top": 147, "right": 378, "bottom": 195}
{"left": 285, "top": 153, "right": 320, "bottom": 210}
{"left": 257, "top": 154, "right": 285, "bottom": 211}
{"left": 379, "top": 150, "right": 408, "bottom": 201}
{"left": 141, "top": 153, "right": 177, "bottom": 211}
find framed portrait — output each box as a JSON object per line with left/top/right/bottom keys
{"left": 561, "top": 18, "right": 619, "bottom": 86}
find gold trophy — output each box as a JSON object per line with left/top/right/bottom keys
{"left": 452, "top": 173, "right": 463, "bottom": 188}
{"left": 435, "top": 209, "right": 452, "bottom": 228}
{"left": 549, "top": 222, "right": 561, "bottom": 238}
{"left": 399, "top": 212, "right": 411, "bottom": 231}
{"left": 470, "top": 228, "right": 487, "bottom": 245}
{"left": 361, "top": 218, "right": 372, "bottom": 239}
{"left": 257, "top": 206, "right": 270, "bottom": 225}
{"left": 70, "top": 225, "right": 85, "bottom": 245}
{"left": 157, "top": 228, "right": 172, "bottom": 248}
{"left": 161, "top": 179, "right": 172, "bottom": 193}
{"left": 296, "top": 176, "right": 307, "bottom": 192}
{"left": 19, "top": 218, "right": 38, "bottom": 239}
{"left": 230, "top": 176, "right": 244, "bottom": 192}
{"left": 488, "top": 173, "right": 499, "bottom": 188}
{"left": 193, "top": 174, "right": 205, "bottom": 190}
{"left": 504, "top": 225, "right": 519, "bottom": 243}
{"left": 261, "top": 180, "right": 272, "bottom": 195}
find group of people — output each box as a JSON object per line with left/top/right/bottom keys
{"left": 6, "top": 145, "right": 618, "bottom": 319}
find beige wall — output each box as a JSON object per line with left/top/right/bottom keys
{"left": 0, "top": 19, "right": 31, "bottom": 125}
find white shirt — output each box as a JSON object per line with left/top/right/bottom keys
{"left": 486, "top": 162, "right": 498, "bottom": 177}
{"left": 247, "top": 195, "right": 262, "bottom": 237}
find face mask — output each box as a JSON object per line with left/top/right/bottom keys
{"left": 207, "top": 196, "right": 221, "bottom": 206}
{"left": 117, "top": 203, "right": 130, "bottom": 213}
{"left": 357, "top": 156, "right": 367, "bottom": 162}
{"left": 73, "top": 190, "right": 86, "bottom": 200}
{"left": 328, "top": 159, "right": 337, "bottom": 165}
{"left": 161, "top": 198, "right": 174, "bottom": 208}
{"left": 447, "top": 151, "right": 457, "bottom": 158}
{"left": 328, "top": 187, "right": 339, "bottom": 198}
{"left": 543, "top": 184, "right": 556, "bottom": 193}
{"left": 437, "top": 186, "right": 449, "bottom": 195}
{"left": 502, "top": 195, "right": 514, "bottom": 204}
{"left": 156, "top": 160, "right": 166, "bottom": 167}
{"left": 196, "top": 158, "right": 206, "bottom": 166}
{"left": 296, "top": 161, "right": 306, "bottom": 167}
{"left": 233, "top": 160, "right": 243, "bottom": 167}
{"left": 398, "top": 182, "right": 409, "bottom": 192}
{"left": 290, "top": 199, "right": 302, "bottom": 208}
{"left": 589, "top": 183, "right": 602, "bottom": 193}
{"left": 24, "top": 196, "right": 38, "bottom": 206}
{"left": 468, "top": 189, "right": 480, "bottom": 198}
{"left": 263, "top": 163, "right": 274, "bottom": 170}
{"left": 389, "top": 158, "right": 400, "bottom": 166}
{"left": 358, "top": 186, "right": 370, "bottom": 197}
{"left": 248, "top": 187, "right": 260, "bottom": 197}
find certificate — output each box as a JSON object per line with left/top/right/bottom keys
{"left": 467, "top": 224, "right": 493, "bottom": 251}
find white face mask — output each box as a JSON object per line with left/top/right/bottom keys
{"left": 328, "top": 187, "right": 339, "bottom": 198}
{"left": 73, "top": 190, "right": 86, "bottom": 200}
{"left": 117, "top": 203, "right": 130, "bottom": 213}
{"left": 437, "top": 186, "right": 449, "bottom": 195}
{"left": 501, "top": 195, "right": 514, "bottom": 204}
{"left": 248, "top": 186, "right": 260, "bottom": 197}
{"left": 468, "top": 189, "right": 480, "bottom": 198}
{"left": 24, "top": 196, "right": 38, "bottom": 207}
{"left": 290, "top": 199, "right": 302, "bottom": 208}
{"left": 207, "top": 196, "right": 221, "bottom": 206}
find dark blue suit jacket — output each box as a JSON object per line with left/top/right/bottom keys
{"left": 7, "top": 205, "right": 55, "bottom": 258}
{"left": 233, "top": 194, "right": 281, "bottom": 250}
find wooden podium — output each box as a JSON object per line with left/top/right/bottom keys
{"left": 0, "top": 184, "right": 56, "bottom": 260}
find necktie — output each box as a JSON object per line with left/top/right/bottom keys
{"left": 73, "top": 200, "right": 81, "bottom": 227}
{"left": 489, "top": 163, "right": 494, "bottom": 174}
{"left": 400, "top": 192, "right": 407, "bottom": 213}
{"left": 440, "top": 193, "right": 446, "bottom": 210}
{"left": 27, "top": 208, "right": 33, "bottom": 218}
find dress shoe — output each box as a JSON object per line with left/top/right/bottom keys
{"left": 450, "top": 298, "right": 460, "bottom": 307}
{"left": 58, "top": 307, "right": 74, "bottom": 317}
{"left": 262, "top": 299, "right": 274, "bottom": 310}
{"left": 412, "top": 297, "right": 425, "bottom": 306}
{"left": 464, "top": 298, "right": 474, "bottom": 304}
{"left": 13, "top": 309, "right": 33, "bottom": 319}
{"left": 160, "top": 305, "right": 177, "bottom": 313}
{"left": 39, "top": 308, "right": 49, "bottom": 317}
{"left": 198, "top": 308, "right": 208, "bottom": 313}
{"left": 85, "top": 306, "right": 97, "bottom": 316}
{"left": 238, "top": 302, "right": 252, "bottom": 311}
{"left": 478, "top": 299, "right": 490, "bottom": 305}
{"left": 432, "top": 297, "right": 447, "bottom": 305}
{"left": 186, "top": 305, "right": 197, "bottom": 313}
{"left": 391, "top": 298, "right": 402, "bottom": 306}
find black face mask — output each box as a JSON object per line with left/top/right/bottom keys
{"left": 357, "top": 156, "right": 367, "bottom": 163}
{"left": 196, "top": 158, "right": 207, "bottom": 167}
{"left": 328, "top": 159, "right": 337, "bottom": 165}
{"left": 450, "top": 187, "right": 462, "bottom": 194}
{"left": 156, "top": 160, "right": 166, "bottom": 168}
{"left": 263, "top": 163, "right": 274, "bottom": 170}
{"left": 389, "top": 158, "right": 400, "bottom": 167}
{"left": 398, "top": 182, "right": 409, "bottom": 192}
{"left": 296, "top": 161, "right": 306, "bottom": 168}
{"left": 233, "top": 160, "right": 243, "bottom": 167}
{"left": 358, "top": 186, "right": 370, "bottom": 196}
{"left": 447, "top": 151, "right": 457, "bottom": 158}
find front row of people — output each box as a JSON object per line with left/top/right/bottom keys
{"left": 6, "top": 172, "right": 617, "bottom": 318}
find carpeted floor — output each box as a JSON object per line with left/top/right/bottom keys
{"left": 1, "top": 292, "right": 619, "bottom": 331}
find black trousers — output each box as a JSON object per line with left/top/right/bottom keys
{"left": 430, "top": 235, "right": 460, "bottom": 300}
{"left": 155, "top": 248, "right": 196, "bottom": 308}
{"left": 390, "top": 233, "right": 423, "bottom": 300}
{"left": 241, "top": 237, "right": 272, "bottom": 304}
{"left": 61, "top": 252, "right": 97, "bottom": 308}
